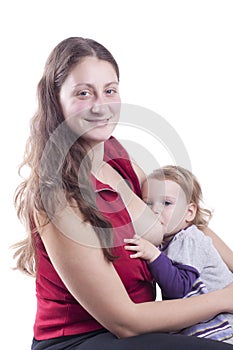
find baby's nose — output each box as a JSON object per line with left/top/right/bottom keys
{"left": 152, "top": 202, "right": 163, "bottom": 214}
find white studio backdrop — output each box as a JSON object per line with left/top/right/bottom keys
{"left": 1, "top": 1, "right": 233, "bottom": 349}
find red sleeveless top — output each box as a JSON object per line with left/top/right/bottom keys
{"left": 34, "top": 137, "right": 154, "bottom": 340}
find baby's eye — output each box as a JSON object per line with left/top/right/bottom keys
{"left": 145, "top": 201, "right": 153, "bottom": 207}
{"left": 163, "top": 201, "right": 172, "bottom": 206}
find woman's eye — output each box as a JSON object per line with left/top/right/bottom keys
{"left": 164, "top": 201, "right": 172, "bottom": 206}
{"left": 106, "top": 88, "right": 116, "bottom": 95}
{"left": 79, "top": 90, "right": 90, "bottom": 96}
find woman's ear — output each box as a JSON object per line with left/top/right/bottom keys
{"left": 186, "top": 203, "right": 197, "bottom": 223}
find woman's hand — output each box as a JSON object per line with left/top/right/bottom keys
{"left": 222, "top": 281, "right": 233, "bottom": 313}
{"left": 124, "top": 235, "right": 161, "bottom": 263}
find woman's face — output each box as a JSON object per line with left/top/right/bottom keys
{"left": 59, "top": 56, "right": 121, "bottom": 146}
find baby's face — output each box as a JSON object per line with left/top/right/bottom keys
{"left": 142, "top": 178, "right": 189, "bottom": 241}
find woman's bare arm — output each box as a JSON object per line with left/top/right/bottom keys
{"left": 37, "top": 209, "right": 233, "bottom": 339}
{"left": 93, "top": 162, "right": 164, "bottom": 246}
{"left": 202, "top": 226, "right": 233, "bottom": 272}
{"left": 130, "top": 159, "right": 147, "bottom": 187}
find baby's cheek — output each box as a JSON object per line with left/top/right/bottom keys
{"left": 166, "top": 211, "right": 181, "bottom": 232}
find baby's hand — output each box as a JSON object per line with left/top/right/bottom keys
{"left": 124, "top": 235, "right": 161, "bottom": 263}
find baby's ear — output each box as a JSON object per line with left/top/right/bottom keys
{"left": 186, "top": 203, "right": 197, "bottom": 223}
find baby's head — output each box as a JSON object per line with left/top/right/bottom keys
{"left": 141, "top": 165, "right": 212, "bottom": 242}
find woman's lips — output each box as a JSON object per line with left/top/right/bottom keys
{"left": 86, "top": 118, "right": 110, "bottom": 126}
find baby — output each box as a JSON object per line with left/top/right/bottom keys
{"left": 124, "top": 165, "right": 233, "bottom": 344}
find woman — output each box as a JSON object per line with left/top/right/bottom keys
{"left": 14, "top": 37, "right": 233, "bottom": 349}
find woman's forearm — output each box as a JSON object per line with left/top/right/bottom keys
{"left": 119, "top": 287, "right": 232, "bottom": 338}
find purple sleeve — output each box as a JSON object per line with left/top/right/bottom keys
{"left": 148, "top": 252, "right": 200, "bottom": 299}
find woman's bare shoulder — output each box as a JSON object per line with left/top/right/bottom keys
{"left": 130, "top": 158, "right": 147, "bottom": 187}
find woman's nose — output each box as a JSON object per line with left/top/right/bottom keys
{"left": 91, "top": 103, "right": 107, "bottom": 115}
{"left": 91, "top": 95, "right": 108, "bottom": 115}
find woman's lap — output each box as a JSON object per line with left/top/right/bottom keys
{"left": 77, "top": 332, "right": 233, "bottom": 350}
{"left": 32, "top": 331, "right": 233, "bottom": 350}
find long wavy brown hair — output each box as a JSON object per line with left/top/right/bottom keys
{"left": 148, "top": 165, "right": 212, "bottom": 228}
{"left": 13, "top": 37, "right": 120, "bottom": 276}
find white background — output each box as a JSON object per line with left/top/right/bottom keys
{"left": 1, "top": 1, "right": 233, "bottom": 349}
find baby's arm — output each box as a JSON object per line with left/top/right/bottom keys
{"left": 124, "top": 236, "right": 199, "bottom": 299}
{"left": 149, "top": 254, "right": 200, "bottom": 299}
